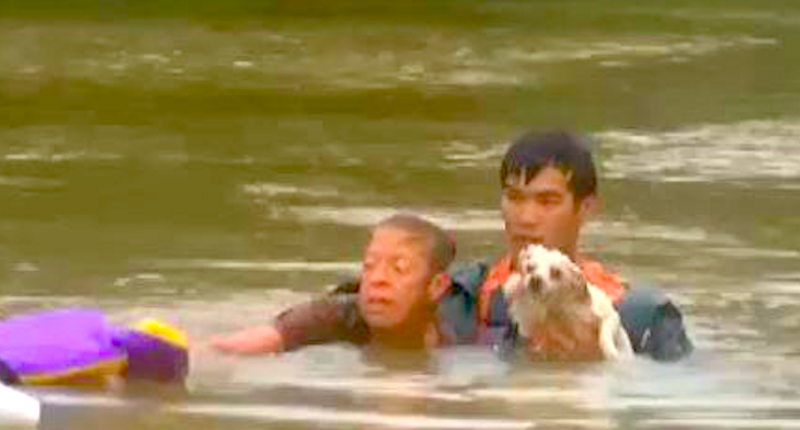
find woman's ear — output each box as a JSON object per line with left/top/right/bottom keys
{"left": 427, "top": 273, "right": 452, "bottom": 303}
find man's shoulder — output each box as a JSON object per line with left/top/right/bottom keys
{"left": 579, "top": 257, "right": 627, "bottom": 302}
{"left": 448, "top": 259, "right": 493, "bottom": 297}
{"left": 616, "top": 284, "right": 694, "bottom": 361}
{"left": 578, "top": 257, "right": 694, "bottom": 361}
{"left": 428, "top": 260, "right": 495, "bottom": 344}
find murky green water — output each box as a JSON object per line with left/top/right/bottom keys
{"left": 2, "top": 1, "right": 800, "bottom": 428}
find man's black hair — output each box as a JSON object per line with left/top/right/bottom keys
{"left": 500, "top": 130, "right": 598, "bottom": 201}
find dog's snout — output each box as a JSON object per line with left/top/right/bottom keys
{"left": 528, "top": 276, "right": 544, "bottom": 293}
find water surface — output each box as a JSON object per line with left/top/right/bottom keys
{"left": 2, "top": 1, "right": 800, "bottom": 428}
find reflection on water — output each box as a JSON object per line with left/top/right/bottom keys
{"left": 3, "top": 0, "right": 800, "bottom": 428}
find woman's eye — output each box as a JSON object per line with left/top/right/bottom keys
{"left": 506, "top": 191, "right": 523, "bottom": 202}
{"left": 394, "top": 259, "right": 410, "bottom": 274}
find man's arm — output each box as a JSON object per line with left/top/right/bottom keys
{"left": 616, "top": 286, "right": 693, "bottom": 361}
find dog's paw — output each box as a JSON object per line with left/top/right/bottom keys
{"left": 523, "top": 319, "right": 605, "bottom": 362}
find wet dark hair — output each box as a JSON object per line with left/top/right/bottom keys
{"left": 500, "top": 130, "right": 598, "bottom": 202}
{"left": 375, "top": 213, "right": 456, "bottom": 273}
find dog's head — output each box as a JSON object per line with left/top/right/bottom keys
{"left": 503, "top": 244, "right": 592, "bottom": 324}
{"left": 504, "top": 244, "right": 603, "bottom": 360}
{"left": 511, "top": 244, "right": 587, "bottom": 299}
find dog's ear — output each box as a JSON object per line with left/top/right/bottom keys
{"left": 566, "top": 265, "right": 591, "bottom": 300}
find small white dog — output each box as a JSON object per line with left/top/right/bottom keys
{"left": 503, "top": 244, "right": 633, "bottom": 360}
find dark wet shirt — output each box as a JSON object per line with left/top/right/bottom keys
{"left": 274, "top": 294, "right": 370, "bottom": 351}
{"left": 273, "top": 292, "right": 464, "bottom": 351}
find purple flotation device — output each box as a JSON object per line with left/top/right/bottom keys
{"left": 0, "top": 308, "right": 188, "bottom": 385}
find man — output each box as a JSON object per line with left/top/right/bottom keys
{"left": 452, "top": 129, "right": 692, "bottom": 360}
{"left": 210, "top": 213, "right": 461, "bottom": 354}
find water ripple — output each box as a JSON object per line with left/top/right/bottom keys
{"left": 599, "top": 120, "right": 800, "bottom": 184}
{"left": 149, "top": 259, "right": 361, "bottom": 273}
{"left": 502, "top": 35, "right": 777, "bottom": 65}
{"left": 170, "top": 403, "right": 537, "bottom": 430}
{"left": 441, "top": 120, "right": 800, "bottom": 187}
